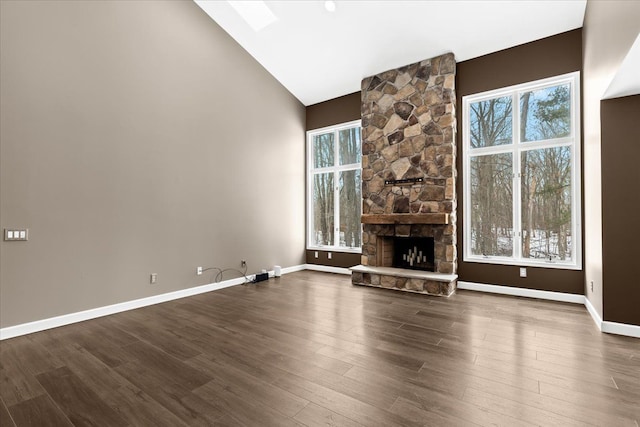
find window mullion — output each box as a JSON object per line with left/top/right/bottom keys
{"left": 570, "top": 78, "right": 580, "bottom": 266}
{"left": 334, "top": 129, "right": 341, "bottom": 249}
{"left": 512, "top": 92, "right": 522, "bottom": 261}
{"left": 467, "top": 144, "right": 514, "bottom": 157}
{"left": 519, "top": 137, "right": 574, "bottom": 151}
{"left": 307, "top": 132, "right": 314, "bottom": 249}
{"left": 463, "top": 100, "right": 471, "bottom": 262}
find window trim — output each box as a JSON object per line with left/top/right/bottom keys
{"left": 307, "top": 119, "right": 362, "bottom": 253}
{"left": 462, "top": 72, "right": 581, "bottom": 270}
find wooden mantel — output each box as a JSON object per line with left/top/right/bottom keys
{"left": 361, "top": 213, "right": 449, "bottom": 225}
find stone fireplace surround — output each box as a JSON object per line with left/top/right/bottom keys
{"left": 350, "top": 53, "right": 458, "bottom": 297}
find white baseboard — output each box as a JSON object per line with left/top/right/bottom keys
{"left": 584, "top": 296, "right": 603, "bottom": 331}
{"left": 1, "top": 264, "right": 307, "bottom": 341}
{"left": 0, "top": 277, "right": 246, "bottom": 341}
{"left": 457, "top": 281, "right": 585, "bottom": 304}
{"left": 459, "top": 281, "right": 640, "bottom": 339}
{"left": 280, "top": 264, "right": 307, "bottom": 275}
{"left": 303, "top": 264, "right": 352, "bottom": 275}
{"left": 602, "top": 320, "right": 640, "bottom": 338}
{"left": 3, "top": 268, "right": 638, "bottom": 340}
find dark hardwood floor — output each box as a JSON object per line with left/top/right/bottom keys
{"left": 1, "top": 270, "right": 639, "bottom": 426}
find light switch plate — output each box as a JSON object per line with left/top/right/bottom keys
{"left": 4, "top": 229, "right": 28, "bottom": 241}
{"left": 519, "top": 267, "right": 527, "bottom": 278}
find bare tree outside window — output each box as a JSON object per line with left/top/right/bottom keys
{"left": 464, "top": 74, "right": 579, "bottom": 268}
{"left": 308, "top": 122, "right": 362, "bottom": 251}
{"left": 520, "top": 84, "right": 572, "bottom": 261}
{"left": 470, "top": 153, "right": 513, "bottom": 256}
{"left": 469, "top": 96, "right": 513, "bottom": 256}
{"left": 339, "top": 128, "right": 362, "bottom": 248}
{"left": 313, "top": 172, "right": 334, "bottom": 246}
{"left": 469, "top": 96, "right": 512, "bottom": 148}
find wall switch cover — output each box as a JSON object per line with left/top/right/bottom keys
{"left": 4, "top": 229, "right": 28, "bottom": 241}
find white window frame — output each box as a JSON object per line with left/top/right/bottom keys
{"left": 307, "top": 120, "right": 362, "bottom": 253}
{"left": 462, "top": 72, "right": 581, "bottom": 269}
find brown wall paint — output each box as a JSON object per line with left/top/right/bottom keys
{"left": 455, "top": 29, "right": 584, "bottom": 294}
{"left": 305, "top": 92, "right": 361, "bottom": 267}
{"left": 601, "top": 95, "right": 640, "bottom": 326}
{"left": 0, "top": 1, "right": 306, "bottom": 328}
{"left": 305, "top": 251, "right": 360, "bottom": 269}
{"left": 455, "top": 29, "right": 583, "bottom": 96}
{"left": 306, "top": 92, "right": 361, "bottom": 131}
{"left": 304, "top": 31, "right": 586, "bottom": 292}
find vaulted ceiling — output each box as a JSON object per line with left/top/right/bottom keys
{"left": 195, "top": 1, "right": 588, "bottom": 106}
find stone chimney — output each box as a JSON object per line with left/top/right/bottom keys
{"left": 351, "top": 53, "right": 458, "bottom": 296}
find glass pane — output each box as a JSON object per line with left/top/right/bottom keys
{"left": 469, "top": 96, "right": 513, "bottom": 148}
{"left": 312, "top": 173, "right": 334, "bottom": 246}
{"left": 339, "top": 127, "right": 362, "bottom": 165}
{"left": 313, "top": 133, "right": 334, "bottom": 168}
{"left": 521, "top": 147, "right": 572, "bottom": 261}
{"left": 520, "top": 84, "right": 571, "bottom": 142}
{"left": 339, "top": 170, "right": 361, "bottom": 248}
{"left": 470, "top": 153, "right": 513, "bottom": 257}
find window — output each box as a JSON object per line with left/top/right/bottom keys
{"left": 307, "top": 120, "right": 362, "bottom": 252}
{"left": 462, "top": 72, "right": 581, "bottom": 269}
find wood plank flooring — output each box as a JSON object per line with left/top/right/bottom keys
{"left": 1, "top": 270, "right": 639, "bottom": 426}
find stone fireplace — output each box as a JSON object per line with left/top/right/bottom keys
{"left": 350, "top": 53, "right": 458, "bottom": 296}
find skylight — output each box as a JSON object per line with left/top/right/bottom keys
{"left": 226, "top": 1, "right": 277, "bottom": 32}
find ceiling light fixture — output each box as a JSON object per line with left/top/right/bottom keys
{"left": 227, "top": 1, "right": 277, "bottom": 32}
{"left": 324, "top": 1, "right": 336, "bottom": 12}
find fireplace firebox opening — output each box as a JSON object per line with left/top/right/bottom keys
{"left": 394, "top": 237, "right": 435, "bottom": 271}
{"left": 377, "top": 236, "right": 435, "bottom": 272}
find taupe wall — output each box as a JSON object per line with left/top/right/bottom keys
{"left": 582, "top": 0, "right": 640, "bottom": 318}
{"left": 0, "top": 1, "right": 306, "bottom": 328}
{"left": 305, "top": 92, "right": 361, "bottom": 268}
{"left": 456, "top": 29, "right": 584, "bottom": 294}
{"left": 601, "top": 95, "right": 640, "bottom": 326}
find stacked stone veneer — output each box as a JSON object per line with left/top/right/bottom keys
{"left": 354, "top": 53, "right": 457, "bottom": 296}
{"left": 351, "top": 268, "right": 456, "bottom": 296}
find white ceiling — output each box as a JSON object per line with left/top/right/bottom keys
{"left": 195, "top": 0, "right": 587, "bottom": 106}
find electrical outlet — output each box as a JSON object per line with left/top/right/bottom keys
{"left": 197, "top": 266, "right": 203, "bottom": 275}
{"left": 328, "top": 252, "right": 332, "bottom": 260}
{"left": 590, "top": 281, "right": 594, "bottom": 292}
{"left": 314, "top": 251, "right": 318, "bottom": 258}
{"left": 519, "top": 267, "right": 527, "bottom": 278}
{"left": 241, "top": 259, "right": 247, "bottom": 267}
{"left": 150, "top": 273, "right": 157, "bottom": 284}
